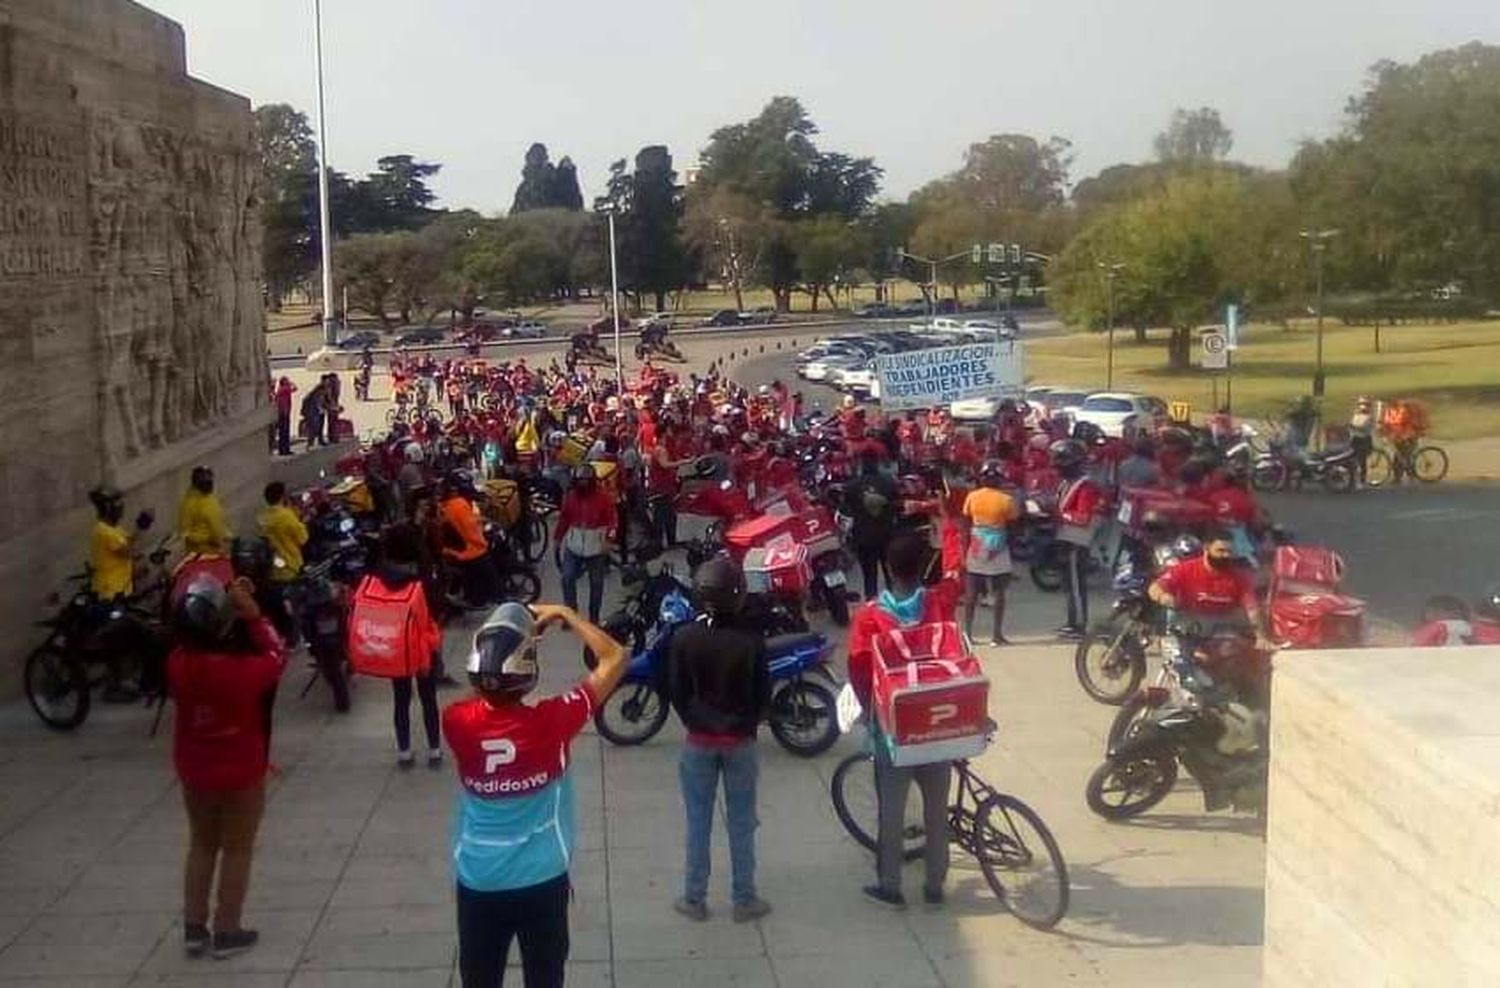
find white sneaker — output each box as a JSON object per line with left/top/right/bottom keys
{"left": 427, "top": 749, "right": 443, "bottom": 769}
{"left": 397, "top": 750, "right": 415, "bottom": 770}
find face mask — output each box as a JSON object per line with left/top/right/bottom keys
{"left": 1206, "top": 553, "right": 1235, "bottom": 570}
{"left": 878, "top": 586, "right": 925, "bottom": 626}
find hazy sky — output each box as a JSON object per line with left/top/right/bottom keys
{"left": 146, "top": 0, "right": 1498, "bottom": 214}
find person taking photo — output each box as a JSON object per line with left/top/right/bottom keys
{"left": 443, "top": 601, "right": 626, "bottom": 988}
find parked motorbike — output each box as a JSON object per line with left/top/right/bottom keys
{"left": 1251, "top": 439, "right": 1357, "bottom": 493}
{"left": 1085, "top": 634, "right": 1268, "bottom": 821}
{"left": 1073, "top": 562, "right": 1159, "bottom": 705}
{"left": 285, "top": 553, "right": 354, "bottom": 711}
{"left": 25, "top": 541, "right": 173, "bottom": 731}
{"left": 586, "top": 563, "right": 842, "bottom": 756}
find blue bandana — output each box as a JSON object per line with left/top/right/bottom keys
{"left": 879, "top": 586, "right": 925, "bottom": 626}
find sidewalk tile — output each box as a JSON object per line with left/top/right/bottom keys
{"left": 614, "top": 956, "right": 777, "bottom": 987}
{"left": 772, "top": 949, "right": 943, "bottom": 988}
{"left": 609, "top": 902, "right": 768, "bottom": 962}
{"left": 138, "top": 909, "right": 320, "bottom": 975}
{"left": 0, "top": 911, "right": 173, "bottom": 978}
{"left": 286, "top": 970, "right": 452, "bottom": 987}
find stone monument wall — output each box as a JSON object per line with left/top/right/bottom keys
{"left": 1264, "top": 646, "right": 1500, "bottom": 986}
{"left": 0, "top": 0, "right": 271, "bottom": 693}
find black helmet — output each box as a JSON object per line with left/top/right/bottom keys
{"left": 694, "top": 556, "right": 745, "bottom": 618}
{"left": 1477, "top": 585, "right": 1500, "bottom": 622}
{"left": 468, "top": 602, "right": 539, "bottom": 696}
{"left": 1048, "top": 439, "right": 1086, "bottom": 470}
{"left": 88, "top": 485, "right": 124, "bottom": 512}
{"left": 1139, "top": 510, "right": 1174, "bottom": 539}
{"left": 977, "top": 460, "right": 1005, "bottom": 486}
{"left": 230, "top": 536, "right": 273, "bottom": 583}
{"left": 1072, "top": 421, "right": 1105, "bottom": 445}
{"left": 174, "top": 576, "right": 235, "bottom": 648}
{"left": 190, "top": 465, "right": 214, "bottom": 493}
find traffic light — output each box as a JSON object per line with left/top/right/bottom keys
{"left": 987, "top": 243, "right": 1005, "bottom": 264}
{"left": 971, "top": 244, "right": 983, "bottom": 264}
{"left": 1009, "top": 244, "right": 1022, "bottom": 264}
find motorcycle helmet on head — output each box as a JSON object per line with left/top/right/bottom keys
{"left": 1171, "top": 534, "right": 1204, "bottom": 561}
{"left": 175, "top": 575, "right": 236, "bottom": 648}
{"left": 1048, "top": 438, "right": 1087, "bottom": 471}
{"left": 694, "top": 556, "right": 745, "bottom": 619}
{"left": 230, "top": 536, "right": 274, "bottom": 583}
{"left": 977, "top": 459, "right": 1005, "bottom": 486}
{"left": 468, "top": 602, "right": 539, "bottom": 697}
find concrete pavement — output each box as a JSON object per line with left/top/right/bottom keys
{"left": 0, "top": 549, "right": 1265, "bottom": 987}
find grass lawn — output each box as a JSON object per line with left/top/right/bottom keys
{"left": 1025, "top": 320, "right": 1500, "bottom": 441}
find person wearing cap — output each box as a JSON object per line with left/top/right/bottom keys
{"left": 666, "top": 558, "right": 773, "bottom": 924}
{"left": 442, "top": 601, "right": 627, "bottom": 988}
{"left": 167, "top": 574, "right": 287, "bottom": 960}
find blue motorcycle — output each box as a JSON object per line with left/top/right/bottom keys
{"left": 589, "top": 564, "right": 843, "bottom": 757}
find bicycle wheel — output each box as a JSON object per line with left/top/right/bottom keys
{"left": 1363, "top": 449, "right": 1394, "bottom": 488}
{"left": 1413, "top": 446, "right": 1449, "bottom": 484}
{"left": 975, "top": 794, "right": 1070, "bottom": 930}
{"left": 829, "top": 752, "right": 924, "bottom": 861}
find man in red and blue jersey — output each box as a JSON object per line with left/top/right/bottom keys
{"left": 442, "top": 601, "right": 627, "bottom": 988}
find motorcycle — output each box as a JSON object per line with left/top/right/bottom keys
{"left": 25, "top": 540, "right": 173, "bottom": 731}
{"left": 587, "top": 564, "right": 842, "bottom": 756}
{"left": 634, "top": 329, "right": 685, "bottom": 363}
{"left": 1250, "top": 439, "right": 1357, "bottom": 493}
{"left": 724, "top": 486, "right": 852, "bottom": 627}
{"left": 1072, "top": 561, "right": 1158, "bottom": 705}
{"left": 284, "top": 552, "right": 354, "bottom": 712}
{"left": 568, "top": 333, "right": 612, "bottom": 365}
{"left": 1085, "top": 633, "right": 1268, "bottom": 821}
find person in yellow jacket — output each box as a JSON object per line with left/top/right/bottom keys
{"left": 88, "top": 486, "right": 152, "bottom": 600}
{"left": 179, "top": 466, "right": 231, "bottom": 556}
{"left": 258, "top": 482, "right": 308, "bottom": 583}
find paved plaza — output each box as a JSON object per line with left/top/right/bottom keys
{"left": 0, "top": 558, "right": 1264, "bottom": 987}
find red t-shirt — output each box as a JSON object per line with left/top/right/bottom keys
{"left": 846, "top": 579, "right": 962, "bottom": 706}
{"left": 1155, "top": 556, "right": 1258, "bottom": 616}
{"left": 1198, "top": 484, "right": 1259, "bottom": 526}
{"left": 168, "top": 618, "right": 287, "bottom": 791}
{"left": 443, "top": 685, "right": 599, "bottom": 800}
{"left": 555, "top": 487, "right": 619, "bottom": 542}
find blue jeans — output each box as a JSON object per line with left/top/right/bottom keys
{"left": 679, "top": 740, "right": 759, "bottom": 905}
{"left": 559, "top": 551, "right": 607, "bottom": 623}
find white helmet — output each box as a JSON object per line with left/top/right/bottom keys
{"left": 757, "top": 384, "right": 771, "bottom": 398}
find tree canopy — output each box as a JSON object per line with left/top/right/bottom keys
{"left": 511, "top": 143, "right": 585, "bottom": 213}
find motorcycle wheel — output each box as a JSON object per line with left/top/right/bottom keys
{"left": 517, "top": 516, "right": 549, "bottom": 564}
{"left": 1250, "top": 460, "right": 1288, "bottom": 493}
{"left": 594, "top": 682, "right": 670, "bottom": 746}
{"left": 501, "top": 570, "right": 542, "bottom": 605}
{"left": 1074, "top": 615, "right": 1147, "bottom": 705}
{"left": 829, "top": 752, "right": 924, "bottom": 860}
{"left": 1085, "top": 756, "right": 1178, "bottom": 820}
{"left": 1106, "top": 694, "right": 1151, "bottom": 750}
{"left": 768, "top": 680, "right": 839, "bottom": 757}
{"left": 1322, "top": 461, "right": 1355, "bottom": 493}
{"left": 1029, "top": 543, "right": 1065, "bottom": 593}
{"left": 821, "top": 579, "right": 851, "bottom": 627}
{"left": 25, "top": 643, "right": 91, "bottom": 731}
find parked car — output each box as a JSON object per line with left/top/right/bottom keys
{"left": 894, "top": 300, "right": 928, "bottom": 317}
{"left": 838, "top": 358, "right": 879, "bottom": 395}
{"left": 503, "top": 321, "right": 547, "bottom": 339}
{"left": 853, "top": 303, "right": 895, "bottom": 319}
{"left": 1037, "top": 388, "right": 1092, "bottom": 420}
{"left": 334, "top": 330, "right": 381, "bottom": 350}
{"left": 740, "top": 306, "right": 777, "bottom": 325}
{"left": 588, "top": 314, "right": 631, "bottom": 334}
{"left": 950, "top": 395, "right": 1013, "bottom": 421}
{"left": 1072, "top": 393, "right": 1169, "bottom": 437}
{"left": 637, "top": 312, "right": 673, "bottom": 330}
{"left": 820, "top": 353, "right": 872, "bottom": 387}
{"left": 457, "top": 325, "right": 503, "bottom": 344}
{"left": 703, "top": 309, "right": 742, "bottom": 327}
{"left": 393, "top": 327, "right": 446, "bottom": 347}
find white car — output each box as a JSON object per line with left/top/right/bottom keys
{"left": 821, "top": 353, "right": 871, "bottom": 386}
{"left": 838, "top": 359, "right": 879, "bottom": 394}
{"left": 909, "top": 317, "right": 964, "bottom": 333}
{"left": 1073, "top": 392, "right": 1169, "bottom": 437}
{"left": 503, "top": 321, "right": 547, "bottom": 338}
{"left": 948, "top": 391, "right": 1026, "bottom": 421}
{"left": 962, "top": 319, "right": 1017, "bottom": 342}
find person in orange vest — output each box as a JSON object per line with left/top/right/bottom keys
{"left": 439, "top": 473, "right": 499, "bottom": 605}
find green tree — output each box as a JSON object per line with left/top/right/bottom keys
{"left": 512, "top": 143, "right": 558, "bottom": 213}
{"left": 363, "top": 155, "right": 442, "bottom": 229}
{"left": 551, "top": 156, "right": 584, "bottom": 211}
{"left": 253, "top": 104, "right": 319, "bottom": 307}
{"left": 1290, "top": 43, "right": 1500, "bottom": 299}
{"left": 793, "top": 216, "right": 864, "bottom": 310}
{"left": 1154, "top": 107, "right": 1234, "bottom": 164}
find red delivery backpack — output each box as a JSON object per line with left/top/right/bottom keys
{"left": 870, "top": 621, "right": 990, "bottom": 766}
{"left": 347, "top": 576, "right": 437, "bottom": 679}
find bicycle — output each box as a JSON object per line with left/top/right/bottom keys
{"left": 830, "top": 748, "right": 1069, "bottom": 930}
{"left": 1363, "top": 439, "right": 1448, "bottom": 487}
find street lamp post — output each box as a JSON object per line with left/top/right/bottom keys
{"left": 1098, "top": 262, "right": 1125, "bottom": 390}
{"left": 312, "top": 0, "right": 336, "bottom": 347}
{"left": 1300, "top": 229, "right": 1339, "bottom": 396}
{"left": 895, "top": 248, "right": 971, "bottom": 326}
{"left": 605, "top": 206, "right": 624, "bottom": 389}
